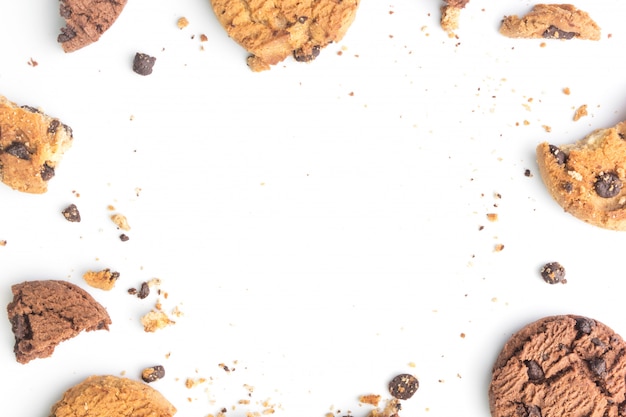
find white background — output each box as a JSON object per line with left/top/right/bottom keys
{"left": 1, "top": 1, "right": 626, "bottom": 416}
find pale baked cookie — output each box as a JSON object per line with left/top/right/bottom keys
{"left": 49, "top": 375, "right": 176, "bottom": 417}
{"left": 0, "top": 95, "right": 73, "bottom": 193}
{"left": 500, "top": 4, "right": 600, "bottom": 40}
{"left": 489, "top": 315, "right": 626, "bottom": 417}
{"left": 536, "top": 121, "right": 626, "bottom": 230}
{"left": 58, "top": 0, "right": 129, "bottom": 52}
{"left": 210, "top": 0, "right": 360, "bottom": 72}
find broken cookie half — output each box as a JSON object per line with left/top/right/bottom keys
{"left": 500, "top": 4, "right": 600, "bottom": 40}
{"left": 0, "top": 95, "right": 73, "bottom": 193}
{"left": 57, "top": 0, "right": 129, "bottom": 52}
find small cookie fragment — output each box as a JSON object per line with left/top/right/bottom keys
{"left": 142, "top": 365, "right": 166, "bottom": 383}
{"left": 49, "top": 375, "right": 176, "bottom": 417}
{"left": 440, "top": 0, "right": 469, "bottom": 33}
{"left": 141, "top": 310, "right": 175, "bottom": 332}
{"left": 0, "top": 95, "right": 73, "bottom": 193}
{"left": 388, "top": 373, "right": 419, "bottom": 400}
{"left": 210, "top": 0, "right": 360, "bottom": 71}
{"left": 536, "top": 121, "right": 626, "bottom": 230}
{"left": 133, "top": 53, "right": 157, "bottom": 76}
{"left": 61, "top": 203, "right": 81, "bottom": 222}
{"left": 6, "top": 280, "right": 111, "bottom": 364}
{"left": 540, "top": 261, "right": 566, "bottom": 284}
{"left": 489, "top": 315, "right": 626, "bottom": 417}
{"left": 83, "top": 269, "right": 120, "bottom": 291}
{"left": 111, "top": 213, "right": 131, "bottom": 230}
{"left": 499, "top": 4, "right": 601, "bottom": 41}
{"left": 57, "top": 0, "right": 129, "bottom": 52}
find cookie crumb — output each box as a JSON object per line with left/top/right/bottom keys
{"left": 540, "top": 262, "right": 567, "bottom": 284}
{"left": 61, "top": 203, "right": 81, "bottom": 222}
{"left": 0, "top": 240, "right": 6, "bottom": 246}
{"left": 563, "top": 87, "right": 571, "bottom": 95}
{"left": 133, "top": 52, "right": 156, "bottom": 76}
{"left": 388, "top": 373, "right": 419, "bottom": 400}
{"left": 494, "top": 243, "right": 505, "bottom": 252}
{"left": 359, "top": 394, "right": 381, "bottom": 406}
{"left": 142, "top": 365, "right": 166, "bottom": 383}
{"left": 119, "top": 233, "right": 130, "bottom": 242}
{"left": 111, "top": 213, "right": 131, "bottom": 231}
{"left": 141, "top": 310, "right": 175, "bottom": 332}
{"left": 486, "top": 213, "right": 498, "bottom": 222}
{"left": 177, "top": 17, "right": 189, "bottom": 29}
{"left": 83, "top": 268, "right": 120, "bottom": 290}
{"left": 573, "top": 104, "right": 588, "bottom": 121}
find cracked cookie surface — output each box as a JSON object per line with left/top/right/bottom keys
{"left": 7, "top": 280, "right": 111, "bottom": 364}
{"left": 50, "top": 375, "right": 176, "bottom": 417}
{"left": 210, "top": 0, "right": 359, "bottom": 71}
{"left": 489, "top": 315, "right": 626, "bottom": 417}
{"left": 536, "top": 121, "right": 626, "bottom": 230}
{"left": 57, "top": 0, "right": 129, "bottom": 52}
{"left": 0, "top": 95, "right": 73, "bottom": 193}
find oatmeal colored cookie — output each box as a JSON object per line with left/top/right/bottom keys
{"left": 489, "top": 315, "right": 626, "bottom": 417}
{"left": 58, "top": 0, "right": 129, "bottom": 52}
{"left": 500, "top": 4, "right": 600, "bottom": 40}
{"left": 210, "top": 0, "right": 359, "bottom": 71}
{"left": 7, "top": 280, "right": 111, "bottom": 364}
{"left": 49, "top": 375, "right": 176, "bottom": 417}
{"left": 536, "top": 121, "right": 626, "bottom": 230}
{"left": 0, "top": 95, "right": 73, "bottom": 193}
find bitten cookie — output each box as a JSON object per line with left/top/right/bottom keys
{"left": 536, "top": 121, "right": 626, "bottom": 230}
{"left": 49, "top": 375, "right": 176, "bottom": 417}
{"left": 58, "top": 0, "right": 129, "bottom": 52}
{"left": 489, "top": 315, "right": 626, "bottom": 417}
{"left": 0, "top": 95, "right": 73, "bottom": 193}
{"left": 210, "top": 0, "right": 359, "bottom": 72}
{"left": 7, "top": 280, "right": 111, "bottom": 364}
{"left": 499, "top": 4, "right": 600, "bottom": 40}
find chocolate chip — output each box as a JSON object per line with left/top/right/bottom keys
{"left": 58, "top": 26, "right": 77, "bottom": 43}
{"left": 4, "top": 142, "right": 31, "bottom": 160}
{"left": 20, "top": 105, "right": 41, "bottom": 114}
{"left": 142, "top": 365, "right": 166, "bottom": 383}
{"left": 388, "top": 373, "right": 419, "bottom": 400}
{"left": 119, "top": 234, "right": 130, "bottom": 242}
{"left": 11, "top": 315, "right": 32, "bottom": 340}
{"left": 524, "top": 360, "right": 544, "bottom": 381}
{"left": 562, "top": 181, "right": 573, "bottom": 193}
{"left": 548, "top": 145, "right": 567, "bottom": 165}
{"left": 594, "top": 171, "right": 622, "bottom": 198}
{"left": 543, "top": 25, "right": 576, "bottom": 40}
{"left": 48, "top": 120, "right": 60, "bottom": 135}
{"left": 588, "top": 357, "right": 607, "bottom": 379}
{"left": 59, "top": 3, "right": 72, "bottom": 18}
{"left": 540, "top": 262, "right": 566, "bottom": 285}
{"left": 294, "top": 45, "right": 321, "bottom": 62}
{"left": 63, "top": 124, "right": 73, "bottom": 138}
{"left": 575, "top": 317, "right": 595, "bottom": 335}
{"left": 133, "top": 53, "right": 157, "bottom": 76}
{"left": 40, "top": 163, "right": 55, "bottom": 181}
{"left": 61, "top": 204, "right": 81, "bottom": 222}
{"left": 137, "top": 281, "right": 150, "bottom": 299}
{"left": 619, "top": 133, "right": 625, "bottom": 140}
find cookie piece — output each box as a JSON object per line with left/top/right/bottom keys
{"left": 49, "top": 375, "right": 176, "bottom": 417}
{"left": 499, "top": 4, "right": 601, "bottom": 40}
{"left": 0, "top": 95, "right": 73, "bottom": 193}
{"left": 58, "top": 0, "right": 129, "bottom": 52}
{"left": 440, "top": 0, "right": 470, "bottom": 33}
{"left": 489, "top": 315, "right": 626, "bottom": 417}
{"left": 210, "top": 0, "right": 360, "bottom": 72}
{"left": 7, "top": 280, "right": 111, "bottom": 364}
{"left": 536, "top": 121, "right": 626, "bottom": 230}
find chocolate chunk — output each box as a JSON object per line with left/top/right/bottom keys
{"left": 119, "top": 234, "right": 130, "bottom": 242}
{"left": 61, "top": 204, "right": 81, "bottom": 222}
{"left": 548, "top": 145, "right": 567, "bottom": 165}
{"left": 574, "top": 317, "right": 595, "bottom": 335}
{"left": 540, "top": 262, "right": 566, "bottom": 285}
{"left": 524, "top": 360, "right": 545, "bottom": 381}
{"left": 133, "top": 53, "right": 157, "bottom": 76}
{"left": 142, "top": 365, "right": 166, "bottom": 383}
{"left": 137, "top": 281, "right": 150, "bottom": 299}
{"left": 594, "top": 172, "right": 622, "bottom": 198}
{"left": 48, "top": 119, "right": 60, "bottom": 134}
{"left": 588, "top": 357, "right": 607, "bottom": 379}
{"left": 562, "top": 181, "right": 573, "bottom": 193}
{"left": 4, "top": 142, "right": 31, "bottom": 160}
{"left": 388, "top": 373, "right": 419, "bottom": 400}
{"left": 58, "top": 26, "right": 77, "bottom": 43}
{"left": 294, "top": 45, "right": 321, "bottom": 62}
{"left": 20, "top": 105, "right": 41, "bottom": 114}
{"left": 11, "top": 314, "right": 32, "bottom": 340}
{"left": 543, "top": 25, "right": 577, "bottom": 40}
{"left": 40, "top": 163, "right": 55, "bottom": 181}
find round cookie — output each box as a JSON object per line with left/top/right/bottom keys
{"left": 489, "top": 315, "right": 626, "bottom": 417}
{"left": 536, "top": 121, "right": 626, "bottom": 231}
{"left": 210, "top": 0, "right": 359, "bottom": 72}
{"left": 50, "top": 375, "right": 176, "bottom": 417}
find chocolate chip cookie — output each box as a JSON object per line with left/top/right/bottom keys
{"left": 0, "top": 95, "right": 73, "bottom": 193}
{"left": 7, "top": 280, "right": 111, "bottom": 364}
{"left": 210, "top": 0, "right": 360, "bottom": 71}
{"left": 489, "top": 315, "right": 626, "bottom": 417}
{"left": 58, "top": 0, "right": 129, "bottom": 52}
{"left": 49, "top": 375, "right": 176, "bottom": 417}
{"left": 499, "top": 4, "right": 601, "bottom": 40}
{"left": 536, "top": 121, "right": 626, "bottom": 230}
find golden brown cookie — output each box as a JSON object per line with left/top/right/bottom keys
{"left": 49, "top": 375, "right": 177, "bottom": 417}
{"left": 536, "top": 121, "right": 626, "bottom": 230}
{"left": 57, "top": 0, "right": 129, "bottom": 52}
{"left": 499, "top": 4, "right": 601, "bottom": 40}
{"left": 489, "top": 315, "right": 626, "bottom": 417}
{"left": 210, "top": 0, "right": 360, "bottom": 71}
{"left": 0, "top": 95, "right": 73, "bottom": 193}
